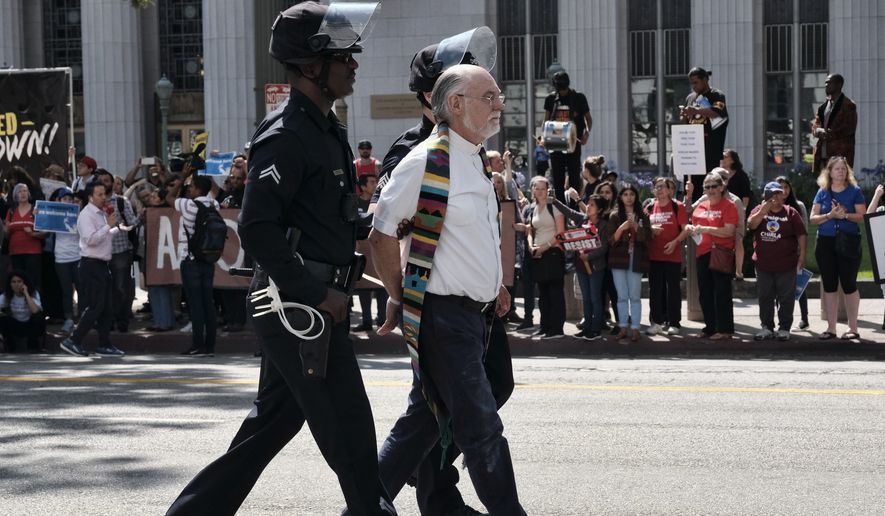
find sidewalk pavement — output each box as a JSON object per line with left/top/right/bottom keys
{"left": 34, "top": 286, "right": 885, "bottom": 360}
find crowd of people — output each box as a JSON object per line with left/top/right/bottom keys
{"left": 361, "top": 147, "right": 873, "bottom": 344}
{"left": 0, "top": 150, "right": 251, "bottom": 354}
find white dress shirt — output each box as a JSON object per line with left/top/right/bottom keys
{"left": 78, "top": 203, "right": 120, "bottom": 261}
{"left": 374, "top": 128, "right": 502, "bottom": 303}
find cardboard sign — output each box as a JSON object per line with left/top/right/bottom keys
{"left": 33, "top": 200, "right": 78, "bottom": 233}
{"left": 558, "top": 227, "right": 602, "bottom": 252}
{"left": 204, "top": 152, "right": 236, "bottom": 176}
{"left": 40, "top": 178, "right": 69, "bottom": 200}
{"left": 143, "top": 207, "right": 250, "bottom": 289}
{"left": 864, "top": 210, "right": 885, "bottom": 284}
{"left": 672, "top": 124, "right": 706, "bottom": 177}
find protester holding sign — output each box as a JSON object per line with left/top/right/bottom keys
{"left": 49, "top": 187, "right": 81, "bottom": 334}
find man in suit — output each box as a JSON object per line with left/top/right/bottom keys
{"left": 812, "top": 73, "right": 857, "bottom": 174}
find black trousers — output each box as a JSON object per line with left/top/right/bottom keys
{"left": 166, "top": 290, "right": 394, "bottom": 516}
{"left": 549, "top": 145, "right": 582, "bottom": 203}
{"left": 221, "top": 289, "right": 248, "bottom": 327}
{"left": 537, "top": 276, "right": 566, "bottom": 335}
{"left": 519, "top": 248, "right": 536, "bottom": 323}
{"left": 414, "top": 315, "right": 514, "bottom": 515}
{"left": 648, "top": 260, "right": 682, "bottom": 327}
{"left": 110, "top": 250, "right": 134, "bottom": 328}
{"left": 604, "top": 268, "right": 620, "bottom": 323}
{"left": 71, "top": 258, "right": 113, "bottom": 349}
{"left": 0, "top": 313, "right": 45, "bottom": 352}
{"left": 696, "top": 252, "right": 734, "bottom": 334}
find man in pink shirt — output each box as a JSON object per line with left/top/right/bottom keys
{"left": 59, "top": 182, "right": 127, "bottom": 357}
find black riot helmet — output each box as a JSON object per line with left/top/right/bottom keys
{"left": 269, "top": 2, "right": 380, "bottom": 65}
{"left": 408, "top": 26, "right": 497, "bottom": 93}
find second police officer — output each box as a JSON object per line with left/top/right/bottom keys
{"left": 165, "top": 3, "right": 396, "bottom": 515}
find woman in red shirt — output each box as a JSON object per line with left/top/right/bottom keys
{"left": 646, "top": 177, "right": 690, "bottom": 336}
{"left": 4, "top": 184, "right": 47, "bottom": 290}
{"left": 687, "top": 173, "right": 738, "bottom": 340}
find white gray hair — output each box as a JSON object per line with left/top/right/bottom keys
{"left": 431, "top": 69, "right": 468, "bottom": 124}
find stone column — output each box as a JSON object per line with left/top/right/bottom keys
{"left": 21, "top": 0, "right": 44, "bottom": 68}
{"left": 558, "top": 0, "right": 631, "bottom": 170}
{"left": 202, "top": 0, "right": 257, "bottom": 154}
{"left": 0, "top": 0, "right": 24, "bottom": 68}
{"left": 81, "top": 0, "right": 144, "bottom": 176}
{"left": 691, "top": 0, "right": 762, "bottom": 177}
{"left": 829, "top": 1, "right": 885, "bottom": 173}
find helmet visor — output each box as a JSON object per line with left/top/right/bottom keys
{"left": 433, "top": 26, "right": 497, "bottom": 74}
{"left": 316, "top": 2, "right": 380, "bottom": 52}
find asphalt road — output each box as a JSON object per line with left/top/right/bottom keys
{"left": 1, "top": 354, "right": 884, "bottom": 515}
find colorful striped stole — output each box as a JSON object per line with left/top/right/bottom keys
{"left": 401, "top": 122, "right": 494, "bottom": 462}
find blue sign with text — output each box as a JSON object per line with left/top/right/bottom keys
{"left": 33, "top": 200, "right": 79, "bottom": 234}
{"left": 204, "top": 152, "right": 236, "bottom": 176}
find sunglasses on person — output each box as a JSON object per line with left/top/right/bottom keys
{"left": 703, "top": 183, "right": 721, "bottom": 190}
{"left": 327, "top": 52, "right": 356, "bottom": 64}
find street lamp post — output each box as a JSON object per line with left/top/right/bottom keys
{"left": 155, "top": 75, "right": 174, "bottom": 163}
{"left": 546, "top": 59, "right": 564, "bottom": 83}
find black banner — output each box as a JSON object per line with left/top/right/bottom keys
{"left": 0, "top": 69, "right": 71, "bottom": 184}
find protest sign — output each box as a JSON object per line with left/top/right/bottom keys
{"left": 795, "top": 268, "right": 813, "bottom": 300}
{"left": 33, "top": 200, "right": 78, "bottom": 233}
{"left": 0, "top": 69, "right": 73, "bottom": 183}
{"left": 204, "top": 152, "right": 236, "bottom": 176}
{"left": 672, "top": 124, "right": 706, "bottom": 178}
{"left": 144, "top": 207, "right": 250, "bottom": 289}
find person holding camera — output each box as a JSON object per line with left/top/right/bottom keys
{"left": 165, "top": 175, "right": 220, "bottom": 355}
{"left": 808, "top": 156, "right": 866, "bottom": 340}
{"left": 748, "top": 182, "right": 807, "bottom": 341}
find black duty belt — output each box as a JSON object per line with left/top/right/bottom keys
{"left": 427, "top": 293, "right": 494, "bottom": 314}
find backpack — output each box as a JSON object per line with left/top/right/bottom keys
{"left": 185, "top": 201, "right": 227, "bottom": 263}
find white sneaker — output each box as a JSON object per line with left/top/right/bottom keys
{"left": 776, "top": 329, "right": 790, "bottom": 341}
{"left": 754, "top": 328, "right": 774, "bottom": 341}
{"left": 646, "top": 323, "right": 663, "bottom": 336}
{"left": 665, "top": 325, "right": 681, "bottom": 336}
{"left": 179, "top": 322, "right": 193, "bottom": 333}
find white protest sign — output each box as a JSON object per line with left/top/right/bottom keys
{"left": 672, "top": 124, "right": 706, "bottom": 178}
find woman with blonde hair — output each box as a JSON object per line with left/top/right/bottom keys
{"left": 808, "top": 156, "right": 866, "bottom": 340}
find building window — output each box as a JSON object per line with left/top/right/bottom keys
{"left": 628, "top": 0, "right": 691, "bottom": 173}
{"left": 763, "top": 0, "right": 828, "bottom": 177}
{"left": 498, "top": 0, "right": 558, "bottom": 162}
{"left": 158, "top": 0, "right": 203, "bottom": 92}
{"left": 43, "top": 0, "right": 83, "bottom": 95}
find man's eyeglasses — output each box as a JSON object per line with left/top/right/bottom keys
{"left": 456, "top": 93, "right": 506, "bottom": 107}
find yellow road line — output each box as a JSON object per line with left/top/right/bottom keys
{"left": 1, "top": 375, "right": 884, "bottom": 396}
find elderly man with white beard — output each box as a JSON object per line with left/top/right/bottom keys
{"left": 369, "top": 64, "right": 526, "bottom": 515}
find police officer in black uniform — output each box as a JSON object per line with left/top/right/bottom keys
{"left": 368, "top": 30, "right": 515, "bottom": 516}
{"left": 165, "top": 3, "right": 395, "bottom": 515}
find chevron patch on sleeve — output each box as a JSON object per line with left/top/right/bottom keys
{"left": 258, "top": 164, "right": 281, "bottom": 184}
